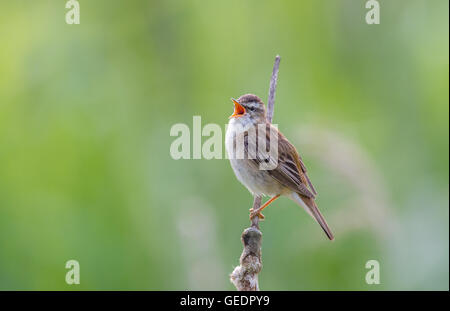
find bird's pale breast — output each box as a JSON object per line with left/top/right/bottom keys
{"left": 225, "top": 121, "right": 284, "bottom": 197}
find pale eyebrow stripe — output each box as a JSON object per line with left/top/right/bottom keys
{"left": 243, "top": 102, "right": 262, "bottom": 109}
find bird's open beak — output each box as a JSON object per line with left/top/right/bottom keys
{"left": 229, "top": 98, "right": 245, "bottom": 119}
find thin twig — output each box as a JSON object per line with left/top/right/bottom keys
{"left": 230, "top": 55, "right": 281, "bottom": 291}
{"left": 266, "top": 54, "right": 280, "bottom": 123}
{"left": 250, "top": 197, "right": 262, "bottom": 229}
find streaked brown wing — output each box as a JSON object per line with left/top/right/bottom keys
{"left": 292, "top": 145, "right": 317, "bottom": 195}
{"left": 243, "top": 124, "right": 317, "bottom": 198}
{"left": 271, "top": 133, "right": 316, "bottom": 198}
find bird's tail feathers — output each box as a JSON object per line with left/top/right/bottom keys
{"left": 290, "top": 192, "right": 334, "bottom": 240}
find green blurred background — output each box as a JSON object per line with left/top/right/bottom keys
{"left": 0, "top": 0, "right": 448, "bottom": 290}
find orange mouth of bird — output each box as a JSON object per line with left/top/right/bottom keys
{"left": 229, "top": 98, "right": 245, "bottom": 118}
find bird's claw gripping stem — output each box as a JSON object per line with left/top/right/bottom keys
{"left": 249, "top": 208, "right": 265, "bottom": 220}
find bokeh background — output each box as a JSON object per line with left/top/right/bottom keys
{"left": 0, "top": 0, "right": 448, "bottom": 290}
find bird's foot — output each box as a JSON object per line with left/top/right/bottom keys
{"left": 249, "top": 208, "right": 265, "bottom": 220}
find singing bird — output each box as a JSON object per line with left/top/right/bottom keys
{"left": 225, "top": 94, "right": 334, "bottom": 240}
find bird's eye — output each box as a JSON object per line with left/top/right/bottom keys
{"left": 248, "top": 107, "right": 255, "bottom": 111}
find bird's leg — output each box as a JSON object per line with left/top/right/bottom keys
{"left": 249, "top": 195, "right": 280, "bottom": 220}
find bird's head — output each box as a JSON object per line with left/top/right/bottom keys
{"left": 229, "top": 94, "right": 266, "bottom": 126}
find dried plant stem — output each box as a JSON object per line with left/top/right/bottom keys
{"left": 266, "top": 55, "right": 280, "bottom": 123}
{"left": 230, "top": 55, "right": 281, "bottom": 291}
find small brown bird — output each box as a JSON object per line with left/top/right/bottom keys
{"left": 225, "top": 94, "right": 334, "bottom": 240}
